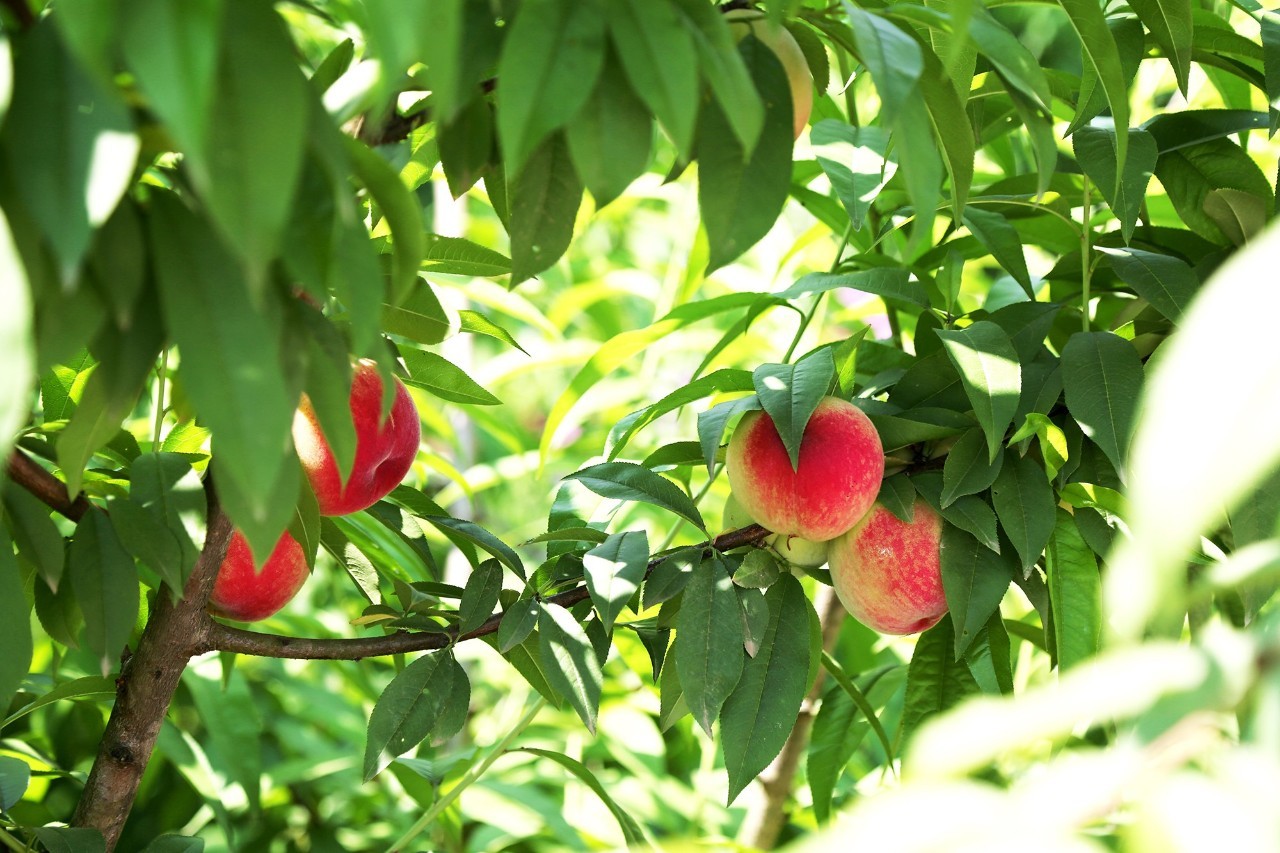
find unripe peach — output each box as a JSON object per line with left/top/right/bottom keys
{"left": 726, "top": 397, "right": 884, "bottom": 542}
{"left": 725, "top": 8, "right": 814, "bottom": 139}
{"left": 292, "top": 360, "right": 421, "bottom": 516}
{"left": 208, "top": 530, "right": 309, "bottom": 622}
{"left": 723, "top": 492, "right": 829, "bottom": 568}
{"left": 828, "top": 500, "right": 947, "bottom": 635}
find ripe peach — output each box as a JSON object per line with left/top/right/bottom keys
{"left": 208, "top": 530, "right": 309, "bottom": 622}
{"left": 726, "top": 397, "right": 884, "bottom": 542}
{"left": 828, "top": 500, "right": 947, "bottom": 635}
{"left": 293, "top": 360, "right": 421, "bottom": 516}
{"left": 725, "top": 8, "right": 814, "bottom": 139}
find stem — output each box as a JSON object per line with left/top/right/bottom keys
{"left": 5, "top": 451, "right": 90, "bottom": 520}
{"left": 388, "top": 696, "right": 547, "bottom": 852}
{"left": 1081, "top": 173, "right": 1092, "bottom": 332}
{"left": 0, "top": 826, "right": 28, "bottom": 852}
{"left": 71, "top": 481, "right": 233, "bottom": 852}
{"left": 152, "top": 350, "right": 168, "bottom": 447}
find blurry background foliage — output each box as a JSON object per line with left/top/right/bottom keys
{"left": 1, "top": 0, "right": 1280, "bottom": 851}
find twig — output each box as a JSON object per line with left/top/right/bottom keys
{"left": 201, "top": 524, "right": 772, "bottom": 661}
{"left": 6, "top": 450, "right": 90, "bottom": 520}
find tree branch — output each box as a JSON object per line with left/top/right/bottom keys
{"left": 72, "top": 477, "right": 234, "bottom": 853}
{"left": 6, "top": 450, "right": 90, "bottom": 521}
{"left": 201, "top": 524, "right": 773, "bottom": 661}
{"left": 0, "top": 0, "right": 36, "bottom": 28}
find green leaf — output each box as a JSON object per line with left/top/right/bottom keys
{"left": 68, "top": 509, "right": 138, "bottom": 676}
{"left": 584, "top": 530, "right": 648, "bottom": 633}
{"left": 642, "top": 547, "right": 700, "bottom": 609}
{"left": 844, "top": 4, "right": 922, "bottom": 128}
{"left": 0, "top": 755, "right": 30, "bottom": 811}
{"left": 808, "top": 667, "right": 904, "bottom": 824}
{"left": 457, "top": 560, "right": 503, "bottom": 635}
{"left": 382, "top": 281, "right": 453, "bottom": 346}
{"left": 0, "top": 207, "right": 33, "bottom": 466}
{"left": 56, "top": 365, "right": 146, "bottom": 500}
{"left": 438, "top": 96, "right": 494, "bottom": 200}
{"left": 878, "top": 474, "right": 917, "bottom": 523}
{"left": 1129, "top": 0, "right": 1193, "bottom": 95}
{"left": 780, "top": 269, "right": 928, "bottom": 309}
{"left": 363, "top": 651, "right": 460, "bottom": 780}
{"left": 566, "top": 462, "right": 705, "bottom": 531}
{"left": 889, "top": 97, "right": 943, "bottom": 251}
{"left": 1061, "top": 332, "right": 1143, "bottom": 475}
{"left": 150, "top": 191, "right": 294, "bottom": 560}
{"left": 1074, "top": 128, "right": 1158, "bottom": 244}
{"left": 962, "top": 208, "right": 1032, "bottom": 298}
{"left": 139, "top": 835, "right": 205, "bottom": 853}
{"left": 497, "top": 596, "right": 539, "bottom": 653}
{"left": 697, "top": 394, "right": 761, "bottom": 475}
{"left": 671, "top": 0, "right": 762, "bottom": 152}
{"left": 398, "top": 347, "right": 501, "bottom": 406}
{"left": 345, "top": 136, "right": 426, "bottom": 304}
{"left": 458, "top": 309, "right": 526, "bottom": 353}
{"left": 32, "top": 827, "right": 105, "bottom": 853}
{"left": 1055, "top": 0, "right": 1130, "bottom": 178}
{"left": 422, "top": 515, "right": 525, "bottom": 580}
{"left": 421, "top": 0, "right": 500, "bottom": 125}
{"left": 1155, "top": 139, "right": 1274, "bottom": 246}
{"left": 519, "top": 748, "right": 648, "bottom": 845}
{"left": 676, "top": 551, "right": 745, "bottom": 736}
{"left": 610, "top": 0, "right": 699, "bottom": 156}
{"left": 0, "top": 526, "right": 32, "bottom": 716}
{"left": 736, "top": 586, "right": 770, "bottom": 658}
{"left": 721, "top": 575, "right": 813, "bottom": 803}
{"left": 108, "top": 498, "right": 186, "bottom": 595}
{"left": 941, "top": 428, "right": 1005, "bottom": 508}
{"left": 1204, "top": 187, "right": 1269, "bottom": 245}
{"left": 508, "top": 133, "right": 585, "bottom": 285}
{"left": 1097, "top": 246, "right": 1198, "bottom": 322}
{"left": 566, "top": 48, "right": 652, "bottom": 208}
{"left": 538, "top": 601, "right": 604, "bottom": 732}
{"left": 3, "top": 479, "right": 65, "bottom": 592}
{"left": 1, "top": 23, "right": 137, "bottom": 282}
{"left": 991, "top": 452, "right": 1057, "bottom": 575}
{"left": 697, "top": 34, "right": 794, "bottom": 273}
{"left": 1046, "top": 509, "right": 1101, "bottom": 670}
{"left": 936, "top": 321, "right": 1022, "bottom": 463}
{"left": 901, "top": 615, "right": 980, "bottom": 740}
{"left": 810, "top": 122, "right": 894, "bottom": 231}
{"left": 966, "top": 7, "right": 1051, "bottom": 109}
{"left": 0, "top": 675, "right": 116, "bottom": 730}
{"left": 199, "top": 0, "right": 307, "bottom": 279}
{"left": 940, "top": 525, "right": 1015, "bottom": 659}
{"left": 423, "top": 235, "right": 512, "bottom": 278}
{"left": 752, "top": 352, "right": 836, "bottom": 471}
{"left": 607, "top": 368, "right": 754, "bottom": 461}
{"left": 918, "top": 45, "right": 973, "bottom": 216}
{"left": 964, "top": 610, "right": 1014, "bottom": 695}
{"left": 496, "top": 0, "right": 606, "bottom": 176}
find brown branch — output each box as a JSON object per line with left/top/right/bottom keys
{"left": 0, "top": 0, "right": 36, "bottom": 28}
{"left": 72, "top": 478, "right": 234, "bottom": 853}
{"left": 201, "top": 523, "right": 773, "bottom": 661}
{"left": 6, "top": 450, "right": 91, "bottom": 520}
{"left": 355, "top": 79, "right": 496, "bottom": 146}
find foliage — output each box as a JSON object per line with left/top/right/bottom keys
{"left": 1, "top": 0, "right": 1279, "bottom": 850}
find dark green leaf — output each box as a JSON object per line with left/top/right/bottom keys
{"left": 780, "top": 269, "right": 928, "bottom": 309}
{"left": 964, "top": 610, "right": 1014, "bottom": 695}
{"left": 497, "top": 596, "right": 540, "bottom": 653}
{"left": 382, "top": 280, "right": 452, "bottom": 346}
{"left": 508, "top": 133, "right": 585, "bottom": 284}
{"left": 520, "top": 748, "right": 648, "bottom": 844}
{"left": 567, "top": 48, "right": 652, "bottom": 208}
{"left": 936, "top": 321, "right": 1022, "bottom": 463}
{"left": 1129, "top": 0, "right": 1193, "bottom": 95}
{"left": 609, "top": 0, "right": 699, "bottom": 156}
{"left": 1155, "top": 139, "right": 1274, "bottom": 245}
{"left": 398, "top": 346, "right": 501, "bottom": 406}
{"left": 878, "top": 474, "right": 917, "bottom": 523}
{"left": 437, "top": 92, "right": 492, "bottom": 198}
{"left": 1057, "top": 0, "right": 1131, "bottom": 178}
{"left": 1061, "top": 332, "right": 1143, "bottom": 474}
{"left": 422, "top": 515, "right": 524, "bottom": 580}
{"left": 0, "top": 526, "right": 32, "bottom": 715}
{"left": 901, "top": 615, "right": 980, "bottom": 739}
{"left": 671, "top": 0, "right": 762, "bottom": 152}
{"left": 991, "top": 452, "right": 1057, "bottom": 575}
{"left": 1098, "top": 246, "right": 1198, "bottom": 322}
{"left": 3, "top": 483, "right": 66, "bottom": 591}
{"left": 808, "top": 667, "right": 904, "bottom": 823}
{"left": 676, "top": 551, "right": 745, "bottom": 736}
{"left": 363, "top": 651, "right": 459, "bottom": 780}
{"left": 0, "top": 755, "right": 30, "bottom": 811}
{"left": 643, "top": 547, "right": 700, "bottom": 609}
{"left": 32, "top": 827, "right": 105, "bottom": 853}
{"left": 68, "top": 509, "right": 138, "bottom": 676}
{"left": 941, "top": 428, "right": 1005, "bottom": 507}
{"left": 458, "top": 560, "right": 503, "bottom": 634}
{"left": 421, "top": 0, "right": 500, "bottom": 125}
{"left": 940, "top": 525, "right": 1015, "bottom": 658}
{"left": 566, "top": 462, "right": 705, "bottom": 531}
{"left": 697, "top": 394, "right": 761, "bottom": 475}
{"left": 721, "top": 575, "right": 812, "bottom": 803}
{"left": 584, "top": 530, "right": 648, "bottom": 633}
{"left": 538, "top": 601, "right": 604, "bottom": 732}
{"left": 752, "top": 352, "right": 836, "bottom": 470}
{"left": 1074, "top": 128, "right": 1157, "bottom": 245}
{"left": 962, "top": 208, "right": 1032, "bottom": 298}
{"left": 736, "top": 586, "right": 770, "bottom": 658}
{"left": 1046, "top": 509, "right": 1101, "bottom": 670}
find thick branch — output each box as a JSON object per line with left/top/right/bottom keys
{"left": 72, "top": 480, "right": 234, "bottom": 852}
{"left": 202, "top": 524, "right": 772, "bottom": 660}
{"left": 6, "top": 450, "right": 90, "bottom": 520}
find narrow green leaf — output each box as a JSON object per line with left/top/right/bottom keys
{"left": 497, "top": 596, "right": 539, "bottom": 653}
{"left": 844, "top": 4, "right": 923, "bottom": 127}
{"left": 941, "top": 428, "right": 1005, "bottom": 507}
{"left": 962, "top": 208, "right": 1032, "bottom": 298}
{"left": 423, "top": 235, "right": 512, "bottom": 278}
{"left": 610, "top": 0, "right": 699, "bottom": 156}
{"left": 566, "top": 461, "right": 705, "bottom": 531}
{"left": 382, "top": 281, "right": 453, "bottom": 346}
{"left": 676, "top": 552, "right": 745, "bottom": 736}
{"left": 991, "top": 452, "right": 1057, "bottom": 575}
{"left": 936, "top": 321, "right": 1022, "bottom": 463}
{"left": 346, "top": 136, "right": 426, "bottom": 304}
{"left": 697, "top": 395, "right": 761, "bottom": 475}
{"left": 0, "top": 755, "right": 30, "bottom": 811}
{"left": 918, "top": 45, "right": 973, "bottom": 216}
{"left": 538, "top": 602, "right": 604, "bottom": 732}
{"left": 1061, "top": 332, "right": 1143, "bottom": 474}
{"left": 3, "top": 481, "right": 65, "bottom": 592}
{"left": 68, "top": 509, "right": 138, "bottom": 676}
{"left": 810, "top": 122, "right": 895, "bottom": 231}
{"left": 1129, "top": 0, "right": 1193, "bottom": 95}
{"left": 566, "top": 49, "right": 652, "bottom": 208}
{"left": 1073, "top": 128, "right": 1158, "bottom": 244}
{"left": 671, "top": 0, "right": 762, "bottom": 152}
{"left": 0, "top": 526, "right": 32, "bottom": 715}
{"left": 752, "top": 352, "right": 836, "bottom": 471}
{"left": 1055, "top": 0, "right": 1130, "bottom": 178}
{"left": 721, "top": 575, "right": 813, "bottom": 803}
{"left": 780, "top": 269, "right": 928, "bottom": 309}
{"left": 0, "top": 207, "right": 33, "bottom": 465}
{"left": 901, "top": 615, "right": 980, "bottom": 740}
{"left": 422, "top": 515, "right": 524, "bottom": 580}
{"left": 940, "top": 525, "right": 1015, "bottom": 659}
{"left": 584, "top": 530, "right": 648, "bottom": 633}
{"left": 607, "top": 368, "right": 754, "bottom": 461}
{"left": 0, "top": 675, "right": 116, "bottom": 730}
{"left": 521, "top": 748, "right": 647, "bottom": 844}
{"left": 1097, "top": 246, "right": 1198, "bottom": 322}
{"left": 398, "top": 347, "right": 501, "bottom": 406}
{"left": 964, "top": 610, "right": 1014, "bottom": 695}
{"left": 508, "top": 133, "right": 585, "bottom": 285}
{"left": 1046, "top": 509, "right": 1101, "bottom": 670}
{"left": 458, "top": 561, "right": 503, "bottom": 635}
{"left": 363, "top": 652, "right": 459, "bottom": 780}
{"left": 808, "top": 667, "right": 904, "bottom": 823}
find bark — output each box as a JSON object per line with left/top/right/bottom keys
{"left": 70, "top": 485, "right": 233, "bottom": 852}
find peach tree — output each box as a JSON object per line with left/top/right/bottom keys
{"left": 1, "top": 0, "right": 1279, "bottom": 850}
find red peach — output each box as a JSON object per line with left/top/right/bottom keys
{"left": 208, "top": 530, "right": 309, "bottom": 622}
{"left": 292, "top": 360, "right": 421, "bottom": 516}
{"left": 726, "top": 396, "right": 884, "bottom": 542}
{"left": 828, "top": 500, "right": 947, "bottom": 635}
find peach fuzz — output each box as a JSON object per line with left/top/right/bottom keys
{"left": 726, "top": 397, "right": 884, "bottom": 542}
{"left": 208, "top": 530, "right": 309, "bottom": 622}
{"left": 292, "top": 360, "right": 421, "bottom": 516}
{"left": 828, "top": 500, "right": 947, "bottom": 635}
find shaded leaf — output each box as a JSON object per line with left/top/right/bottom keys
{"left": 566, "top": 462, "right": 704, "bottom": 531}
{"left": 1061, "top": 332, "right": 1143, "bottom": 475}
{"left": 936, "top": 321, "right": 1022, "bottom": 463}
{"left": 68, "top": 509, "right": 138, "bottom": 676}
{"left": 538, "top": 602, "right": 604, "bottom": 732}
{"left": 363, "top": 652, "right": 459, "bottom": 780}
{"left": 676, "top": 551, "right": 745, "bottom": 736}
{"left": 1046, "top": 509, "right": 1101, "bottom": 670}
{"left": 940, "top": 525, "right": 1015, "bottom": 659}
{"left": 991, "top": 452, "right": 1057, "bottom": 575}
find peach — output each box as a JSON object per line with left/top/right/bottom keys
{"left": 208, "top": 530, "right": 309, "bottom": 622}
{"left": 726, "top": 397, "right": 884, "bottom": 542}
{"left": 725, "top": 8, "right": 814, "bottom": 139}
{"left": 292, "top": 360, "right": 421, "bottom": 516}
{"left": 828, "top": 500, "right": 947, "bottom": 635}
{"left": 723, "top": 492, "right": 829, "bottom": 568}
